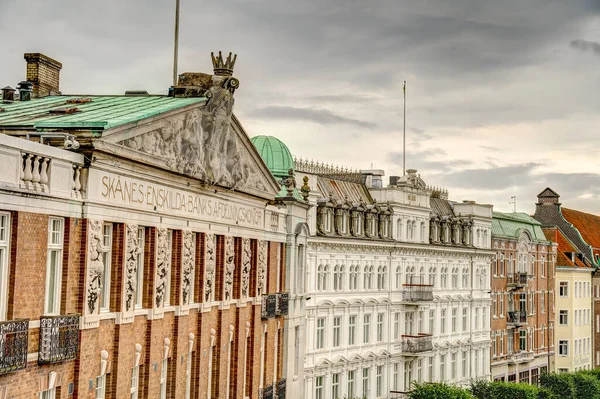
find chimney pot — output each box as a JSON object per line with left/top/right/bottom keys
{"left": 16, "top": 81, "right": 33, "bottom": 101}
{"left": 1, "top": 86, "right": 15, "bottom": 104}
{"left": 23, "top": 53, "right": 62, "bottom": 98}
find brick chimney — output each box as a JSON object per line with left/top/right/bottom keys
{"left": 23, "top": 53, "right": 62, "bottom": 97}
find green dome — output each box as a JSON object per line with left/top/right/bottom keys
{"left": 251, "top": 135, "right": 294, "bottom": 180}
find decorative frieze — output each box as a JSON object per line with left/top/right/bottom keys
{"left": 257, "top": 240, "right": 267, "bottom": 297}
{"left": 181, "top": 231, "right": 196, "bottom": 305}
{"left": 241, "top": 238, "right": 251, "bottom": 299}
{"left": 204, "top": 233, "right": 216, "bottom": 302}
{"left": 155, "top": 228, "right": 171, "bottom": 308}
{"left": 224, "top": 236, "right": 235, "bottom": 301}
{"left": 86, "top": 219, "right": 107, "bottom": 315}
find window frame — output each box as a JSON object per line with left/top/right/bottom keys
{"left": 99, "top": 223, "right": 113, "bottom": 312}
{"left": 0, "top": 212, "right": 10, "bottom": 321}
{"left": 44, "top": 217, "right": 64, "bottom": 315}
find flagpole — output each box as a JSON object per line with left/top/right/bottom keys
{"left": 173, "top": 0, "right": 181, "bottom": 86}
{"left": 403, "top": 80, "right": 406, "bottom": 176}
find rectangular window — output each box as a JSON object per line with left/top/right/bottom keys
{"left": 462, "top": 308, "right": 468, "bottom": 331}
{"left": 474, "top": 308, "right": 479, "bottom": 331}
{"left": 362, "top": 368, "right": 369, "bottom": 397}
{"left": 333, "top": 316, "right": 341, "bottom": 347}
{"left": 440, "top": 354, "right": 446, "bottom": 381}
{"left": 520, "top": 329, "right": 527, "bottom": 351}
{"left": 559, "top": 310, "right": 568, "bottom": 325}
{"left": 315, "top": 376, "right": 323, "bottom": 399}
{"left": 45, "top": 217, "right": 64, "bottom": 315}
{"left": 376, "top": 365, "right": 383, "bottom": 396}
{"left": 441, "top": 309, "right": 446, "bottom": 334}
{"left": 452, "top": 308, "right": 457, "bottom": 332}
{"left": 559, "top": 340, "right": 569, "bottom": 356}
{"left": 135, "top": 227, "right": 145, "bottom": 308}
{"left": 377, "top": 313, "right": 384, "bottom": 342}
{"left": 349, "top": 315, "right": 356, "bottom": 345}
{"left": 417, "top": 359, "right": 422, "bottom": 382}
{"left": 100, "top": 223, "right": 113, "bottom": 311}
{"left": 394, "top": 312, "right": 400, "bottom": 340}
{"left": 160, "top": 358, "right": 168, "bottom": 398}
{"left": 559, "top": 281, "right": 568, "bottom": 297}
{"left": 332, "top": 373, "right": 340, "bottom": 399}
{"left": 39, "top": 388, "right": 57, "bottom": 399}
{"left": 347, "top": 370, "right": 356, "bottom": 398}
{"left": 428, "top": 357, "right": 434, "bottom": 382}
{"left": 96, "top": 374, "right": 106, "bottom": 399}
{"left": 131, "top": 365, "right": 140, "bottom": 399}
{"left": 393, "top": 363, "right": 399, "bottom": 389}
{"left": 0, "top": 212, "right": 10, "bottom": 321}
{"left": 541, "top": 292, "right": 545, "bottom": 313}
{"left": 363, "top": 314, "right": 371, "bottom": 343}
{"left": 462, "top": 352, "right": 467, "bottom": 378}
{"left": 451, "top": 353, "right": 456, "bottom": 380}
{"left": 316, "top": 318, "right": 325, "bottom": 349}
{"left": 429, "top": 310, "right": 435, "bottom": 334}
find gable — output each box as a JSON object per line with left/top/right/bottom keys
{"left": 99, "top": 104, "right": 280, "bottom": 200}
{"left": 538, "top": 187, "right": 559, "bottom": 198}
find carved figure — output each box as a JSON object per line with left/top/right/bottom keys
{"left": 283, "top": 169, "right": 296, "bottom": 197}
{"left": 155, "top": 228, "right": 171, "bottom": 307}
{"left": 181, "top": 231, "right": 195, "bottom": 305}
{"left": 87, "top": 220, "right": 108, "bottom": 314}
{"left": 224, "top": 236, "right": 235, "bottom": 300}
{"left": 204, "top": 234, "right": 216, "bottom": 302}
{"left": 124, "top": 224, "right": 141, "bottom": 311}
{"left": 257, "top": 240, "right": 267, "bottom": 297}
{"left": 241, "top": 238, "right": 252, "bottom": 298}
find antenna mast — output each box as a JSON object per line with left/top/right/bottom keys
{"left": 173, "top": 0, "right": 181, "bottom": 86}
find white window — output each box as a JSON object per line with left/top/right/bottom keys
{"left": 428, "top": 357, "right": 434, "bottom": 382}
{"left": 364, "top": 314, "right": 371, "bottom": 343}
{"left": 362, "top": 368, "right": 370, "bottom": 397}
{"left": 332, "top": 373, "right": 340, "bottom": 399}
{"left": 164, "top": 230, "right": 173, "bottom": 305}
{"left": 452, "top": 308, "right": 457, "bottom": 332}
{"left": 96, "top": 374, "right": 106, "bottom": 399}
{"left": 130, "top": 365, "right": 140, "bottom": 399}
{"left": 461, "top": 352, "right": 467, "bottom": 378}
{"left": 348, "top": 370, "right": 356, "bottom": 398}
{"left": 451, "top": 353, "right": 456, "bottom": 380}
{"left": 0, "top": 212, "right": 10, "bottom": 321}
{"left": 440, "top": 354, "right": 446, "bottom": 381}
{"left": 135, "top": 227, "right": 145, "bottom": 308}
{"left": 100, "top": 223, "right": 113, "bottom": 311}
{"left": 377, "top": 365, "right": 383, "bottom": 396}
{"left": 44, "top": 218, "right": 64, "bottom": 315}
{"left": 474, "top": 308, "right": 479, "bottom": 331}
{"left": 160, "top": 357, "right": 168, "bottom": 398}
{"left": 349, "top": 315, "right": 356, "bottom": 345}
{"left": 39, "top": 388, "right": 56, "bottom": 399}
{"left": 462, "top": 308, "right": 467, "bottom": 331}
{"left": 440, "top": 309, "right": 446, "bottom": 334}
{"left": 394, "top": 312, "right": 400, "bottom": 340}
{"left": 429, "top": 310, "right": 435, "bottom": 334}
{"left": 377, "top": 313, "right": 384, "bottom": 342}
{"left": 559, "top": 281, "right": 568, "bottom": 297}
{"left": 333, "top": 316, "right": 341, "bottom": 347}
{"left": 316, "top": 318, "right": 325, "bottom": 349}
{"left": 559, "top": 340, "right": 569, "bottom": 356}
{"left": 315, "top": 376, "right": 324, "bottom": 399}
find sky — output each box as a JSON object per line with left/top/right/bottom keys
{"left": 1, "top": 0, "right": 599, "bottom": 214}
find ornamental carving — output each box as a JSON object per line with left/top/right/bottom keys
{"left": 182, "top": 231, "right": 196, "bottom": 305}
{"left": 155, "top": 228, "right": 171, "bottom": 308}
{"left": 241, "top": 238, "right": 251, "bottom": 299}
{"left": 87, "top": 220, "right": 108, "bottom": 314}
{"left": 257, "top": 240, "right": 268, "bottom": 297}
{"left": 124, "top": 224, "right": 141, "bottom": 311}
{"left": 204, "top": 233, "right": 216, "bottom": 302}
{"left": 224, "top": 236, "right": 235, "bottom": 301}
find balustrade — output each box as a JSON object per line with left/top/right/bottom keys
{"left": 276, "top": 293, "right": 289, "bottom": 316}
{"left": 401, "top": 283, "right": 434, "bottom": 302}
{"left": 20, "top": 153, "right": 50, "bottom": 192}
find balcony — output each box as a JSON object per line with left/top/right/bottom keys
{"left": 0, "top": 319, "right": 29, "bottom": 375}
{"left": 401, "top": 284, "right": 434, "bottom": 303}
{"left": 260, "top": 384, "right": 274, "bottom": 399}
{"left": 38, "top": 314, "right": 80, "bottom": 365}
{"left": 508, "top": 351, "right": 534, "bottom": 365}
{"left": 276, "top": 378, "right": 286, "bottom": 399}
{"left": 507, "top": 272, "right": 528, "bottom": 289}
{"left": 276, "top": 293, "right": 289, "bottom": 317}
{"left": 507, "top": 311, "right": 527, "bottom": 327}
{"left": 401, "top": 334, "right": 433, "bottom": 354}
{"left": 261, "top": 295, "right": 277, "bottom": 319}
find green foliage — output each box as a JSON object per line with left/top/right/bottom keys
{"left": 469, "top": 380, "right": 490, "bottom": 399}
{"left": 409, "top": 382, "right": 475, "bottom": 399}
{"left": 536, "top": 387, "right": 556, "bottom": 399}
{"left": 572, "top": 372, "right": 600, "bottom": 399}
{"left": 539, "top": 372, "right": 576, "bottom": 399}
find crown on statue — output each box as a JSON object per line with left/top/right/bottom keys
{"left": 211, "top": 51, "right": 237, "bottom": 76}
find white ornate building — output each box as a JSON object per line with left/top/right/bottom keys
{"left": 291, "top": 163, "right": 494, "bottom": 399}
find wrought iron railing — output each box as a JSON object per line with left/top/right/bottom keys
{"left": 260, "top": 384, "right": 274, "bottom": 399}
{"left": 38, "top": 314, "right": 80, "bottom": 365}
{"left": 276, "top": 378, "right": 286, "bottom": 399}
{"left": 262, "top": 295, "right": 278, "bottom": 319}
{"left": 276, "top": 293, "right": 289, "bottom": 316}
{"left": 401, "top": 334, "right": 433, "bottom": 353}
{"left": 507, "top": 272, "right": 528, "bottom": 287}
{"left": 0, "top": 319, "right": 29, "bottom": 375}
{"left": 401, "top": 283, "right": 434, "bottom": 302}
{"left": 507, "top": 311, "right": 527, "bottom": 326}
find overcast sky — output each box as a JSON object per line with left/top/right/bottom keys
{"left": 1, "top": 0, "right": 599, "bottom": 214}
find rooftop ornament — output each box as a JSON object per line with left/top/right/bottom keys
{"left": 1, "top": 86, "right": 15, "bottom": 104}
{"left": 211, "top": 51, "right": 237, "bottom": 76}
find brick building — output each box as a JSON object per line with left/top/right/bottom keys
{"left": 490, "top": 211, "right": 556, "bottom": 383}
{"left": 0, "top": 52, "right": 308, "bottom": 398}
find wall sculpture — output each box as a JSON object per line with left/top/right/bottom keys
{"left": 204, "top": 233, "right": 216, "bottom": 302}
{"left": 241, "top": 238, "right": 252, "bottom": 299}
{"left": 124, "top": 224, "right": 141, "bottom": 311}
{"left": 224, "top": 236, "right": 235, "bottom": 300}
{"left": 181, "top": 231, "right": 196, "bottom": 305}
{"left": 155, "top": 228, "right": 171, "bottom": 307}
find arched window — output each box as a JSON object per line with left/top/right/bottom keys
{"left": 462, "top": 268, "right": 468, "bottom": 287}
{"left": 407, "top": 222, "right": 412, "bottom": 241}
{"left": 406, "top": 266, "right": 415, "bottom": 285}
{"left": 482, "top": 230, "right": 488, "bottom": 247}
{"left": 396, "top": 266, "right": 402, "bottom": 288}
{"left": 364, "top": 265, "right": 371, "bottom": 289}
{"left": 475, "top": 269, "right": 480, "bottom": 289}
{"left": 397, "top": 219, "right": 403, "bottom": 240}
{"left": 441, "top": 267, "right": 448, "bottom": 288}
{"left": 429, "top": 267, "right": 436, "bottom": 286}
{"left": 419, "top": 266, "right": 425, "bottom": 283}
{"left": 377, "top": 266, "right": 385, "bottom": 290}
{"left": 317, "top": 264, "right": 325, "bottom": 291}
{"left": 420, "top": 222, "right": 426, "bottom": 242}
{"left": 333, "top": 265, "right": 342, "bottom": 291}
{"left": 452, "top": 268, "right": 458, "bottom": 288}
{"left": 369, "top": 266, "right": 375, "bottom": 289}
{"left": 350, "top": 265, "right": 358, "bottom": 290}
{"left": 480, "top": 268, "right": 487, "bottom": 289}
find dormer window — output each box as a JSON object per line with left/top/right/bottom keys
{"left": 341, "top": 211, "right": 348, "bottom": 234}
{"left": 324, "top": 209, "right": 332, "bottom": 232}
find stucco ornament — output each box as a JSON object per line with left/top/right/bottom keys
{"left": 224, "top": 236, "right": 235, "bottom": 300}
{"left": 204, "top": 233, "right": 216, "bottom": 302}
{"left": 257, "top": 240, "right": 268, "bottom": 297}
{"left": 181, "top": 231, "right": 196, "bottom": 305}
{"left": 87, "top": 220, "right": 108, "bottom": 314}
{"left": 124, "top": 224, "right": 141, "bottom": 311}
{"left": 241, "top": 238, "right": 252, "bottom": 298}
{"left": 155, "top": 228, "right": 171, "bottom": 307}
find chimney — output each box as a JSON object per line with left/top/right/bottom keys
{"left": 24, "top": 53, "right": 62, "bottom": 97}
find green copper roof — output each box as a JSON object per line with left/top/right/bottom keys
{"left": 0, "top": 95, "right": 206, "bottom": 131}
{"left": 251, "top": 135, "right": 294, "bottom": 179}
{"left": 492, "top": 211, "right": 549, "bottom": 242}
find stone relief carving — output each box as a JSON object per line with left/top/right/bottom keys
{"left": 87, "top": 220, "right": 108, "bottom": 314}
{"left": 204, "top": 233, "right": 216, "bottom": 302}
{"left": 224, "top": 236, "right": 235, "bottom": 301}
{"left": 124, "top": 224, "right": 141, "bottom": 311}
{"left": 117, "top": 84, "right": 267, "bottom": 193}
{"left": 155, "top": 228, "right": 171, "bottom": 308}
{"left": 257, "top": 240, "right": 267, "bottom": 297}
{"left": 241, "top": 238, "right": 251, "bottom": 298}
{"left": 182, "top": 231, "right": 196, "bottom": 305}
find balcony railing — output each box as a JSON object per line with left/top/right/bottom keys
{"left": 262, "top": 295, "right": 277, "bottom": 319}
{"left": 276, "top": 293, "right": 289, "bottom": 316}
{"left": 38, "top": 314, "right": 80, "bottom": 365}
{"left": 508, "top": 351, "right": 534, "bottom": 365}
{"left": 0, "top": 319, "right": 29, "bottom": 375}
{"left": 260, "top": 384, "right": 275, "bottom": 399}
{"left": 507, "top": 311, "right": 527, "bottom": 326}
{"left": 401, "top": 334, "right": 433, "bottom": 354}
{"left": 507, "top": 272, "right": 528, "bottom": 288}
{"left": 276, "top": 378, "right": 286, "bottom": 399}
{"left": 401, "top": 284, "right": 434, "bottom": 302}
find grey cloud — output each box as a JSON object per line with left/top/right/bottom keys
{"left": 387, "top": 150, "right": 471, "bottom": 174}
{"left": 436, "top": 163, "right": 541, "bottom": 190}
{"left": 249, "top": 106, "right": 376, "bottom": 128}
{"left": 570, "top": 39, "right": 600, "bottom": 55}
